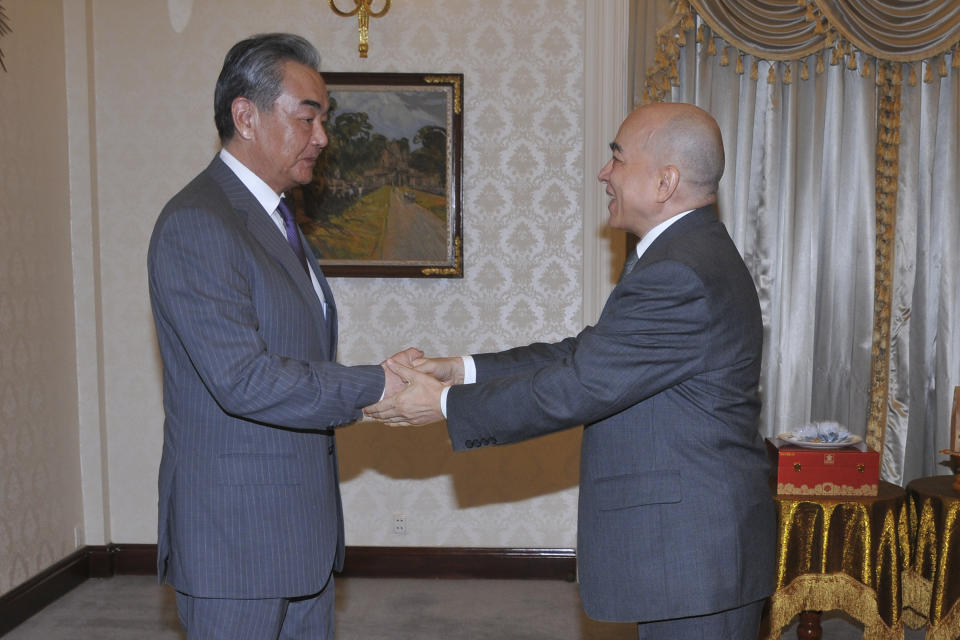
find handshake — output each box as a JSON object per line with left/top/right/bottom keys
{"left": 367, "top": 348, "right": 462, "bottom": 426}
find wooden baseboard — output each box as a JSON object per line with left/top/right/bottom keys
{"left": 81, "top": 544, "right": 577, "bottom": 580}
{"left": 110, "top": 543, "right": 161, "bottom": 575}
{"left": 0, "top": 548, "right": 89, "bottom": 636}
{"left": 0, "top": 545, "right": 575, "bottom": 635}
{"left": 343, "top": 546, "right": 576, "bottom": 581}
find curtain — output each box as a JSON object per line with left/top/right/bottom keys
{"left": 669, "top": 27, "right": 877, "bottom": 448}
{"left": 890, "top": 60, "right": 960, "bottom": 482}
{"left": 634, "top": 0, "right": 960, "bottom": 483}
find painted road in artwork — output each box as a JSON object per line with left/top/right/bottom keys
{"left": 381, "top": 187, "right": 446, "bottom": 260}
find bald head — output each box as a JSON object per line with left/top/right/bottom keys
{"left": 626, "top": 102, "right": 725, "bottom": 202}
{"left": 598, "top": 102, "right": 726, "bottom": 237}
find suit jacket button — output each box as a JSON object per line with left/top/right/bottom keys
{"left": 328, "top": 444, "right": 335, "bottom": 454}
{"left": 466, "top": 439, "right": 475, "bottom": 448}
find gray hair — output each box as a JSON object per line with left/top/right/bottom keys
{"left": 213, "top": 33, "right": 322, "bottom": 143}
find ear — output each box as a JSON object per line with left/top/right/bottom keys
{"left": 654, "top": 165, "right": 680, "bottom": 203}
{"left": 231, "top": 97, "right": 258, "bottom": 141}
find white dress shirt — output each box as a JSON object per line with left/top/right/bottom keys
{"left": 219, "top": 149, "right": 327, "bottom": 316}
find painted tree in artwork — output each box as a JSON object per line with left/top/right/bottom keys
{"left": 410, "top": 125, "right": 447, "bottom": 187}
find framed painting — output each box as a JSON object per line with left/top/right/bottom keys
{"left": 289, "top": 72, "right": 463, "bottom": 277}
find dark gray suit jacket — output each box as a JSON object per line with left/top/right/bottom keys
{"left": 446, "top": 207, "right": 776, "bottom": 622}
{"left": 148, "top": 156, "right": 384, "bottom": 599}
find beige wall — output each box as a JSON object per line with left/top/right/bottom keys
{"left": 1, "top": 0, "right": 629, "bottom": 595}
{"left": 0, "top": 1, "right": 85, "bottom": 595}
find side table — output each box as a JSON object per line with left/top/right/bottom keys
{"left": 761, "top": 481, "right": 909, "bottom": 640}
{"left": 903, "top": 475, "right": 960, "bottom": 640}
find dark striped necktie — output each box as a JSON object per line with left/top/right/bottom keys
{"left": 618, "top": 249, "right": 639, "bottom": 283}
{"left": 277, "top": 199, "right": 310, "bottom": 275}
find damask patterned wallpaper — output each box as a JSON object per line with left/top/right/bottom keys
{"left": 330, "top": 0, "right": 587, "bottom": 546}
{"left": 0, "top": 1, "right": 85, "bottom": 596}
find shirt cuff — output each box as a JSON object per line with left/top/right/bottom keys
{"left": 441, "top": 356, "right": 475, "bottom": 419}
{"left": 462, "top": 355, "right": 476, "bottom": 384}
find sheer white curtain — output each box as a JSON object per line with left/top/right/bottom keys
{"left": 888, "top": 59, "right": 960, "bottom": 482}
{"left": 669, "top": 35, "right": 878, "bottom": 443}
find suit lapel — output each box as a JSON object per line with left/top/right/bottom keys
{"left": 306, "top": 252, "right": 338, "bottom": 355}
{"left": 599, "top": 206, "right": 718, "bottom": 321}
{"left": 635, "top": 205, "right": 716, "bottom": 269}
{"left": 206, "top": 157, "right": 331, "bottom": 335}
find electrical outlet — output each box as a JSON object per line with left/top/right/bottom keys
{"left": 73, "top": 525, "right": 83, "bottom": 549}
{"left": 392, "top": 514, "right": 407, "bottom": 535}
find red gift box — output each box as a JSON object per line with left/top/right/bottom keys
{"left": 766, "top": 438, "right": 879, "bottom": 496}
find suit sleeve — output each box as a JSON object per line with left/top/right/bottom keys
{"left": 446, "top": 260, "right": 710, "bottom": 448}
{"left": 472, "top": 336, "right": 579, "bottom": 380}
{"left": 148, "top": 204, "right": 383, "bottom": 429}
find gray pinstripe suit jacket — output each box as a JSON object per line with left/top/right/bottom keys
{"left": 445, "top": 207, "right": 776, "bottom": 623}
{"left": 148, "top": 156, "right": 384, "bottom": 599}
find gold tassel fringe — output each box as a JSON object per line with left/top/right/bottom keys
{"left": 762, "top": 574, "right": 902, "bottom": 640}
{"left": 902, "top": 568, "right": 933, "bottom": 628}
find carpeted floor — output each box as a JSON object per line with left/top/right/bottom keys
{"left": 3, "top": 575, "right": 926, "bottom": 639}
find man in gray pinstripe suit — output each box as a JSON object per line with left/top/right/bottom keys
{"left": 148, "top": 33, "right": 414, "bottom": 639}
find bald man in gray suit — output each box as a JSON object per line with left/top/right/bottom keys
{"left": 148, "top": 33, "right": 415, "bottom": 639}
{"left": 367, "top": 102, "right": 776, "bottom": 639}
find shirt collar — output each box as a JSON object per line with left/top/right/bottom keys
{"left": 633, "top": 209, "right": 695, "bottom": 261}
{"left": 219, "top": 148, "right": 283, "bottom": 214}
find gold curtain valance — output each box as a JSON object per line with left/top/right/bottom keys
{"left": 688, "top": 0, "right": 828, "bottom": 60}
{"left": 688, "top": 0, "right": 960, "bottom": 63}
{"left": 643, "top": 0, "right": 960, "bottom": 105}
{"left": 812, "top": 0, "right": 960, "bottom": 63}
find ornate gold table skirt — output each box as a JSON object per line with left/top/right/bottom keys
{"left": 903, "top": 475, "right": 960, "bottom": 640}
{"left": 762, "top": 481, "right": 909, "bottom": 640}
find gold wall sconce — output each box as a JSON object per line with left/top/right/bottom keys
{"left": 328, "top": 0, "right": 391, "bottom": 58}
